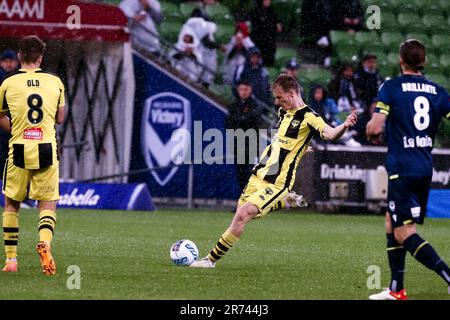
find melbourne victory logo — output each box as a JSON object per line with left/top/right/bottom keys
{"left": 141, "top": 92, "right": 191, "bottom": 186}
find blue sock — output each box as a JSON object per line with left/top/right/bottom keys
{"left": 387, "top": 233, "right": 406, "bottom": 292}
{"left": 403, "top": 233, "right": 450, "bottom": 287}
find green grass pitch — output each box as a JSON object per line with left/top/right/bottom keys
{"left": 1, "top": 209, "right": 449, "bottom": 300}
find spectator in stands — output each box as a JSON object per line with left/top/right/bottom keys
{"left": 234, "top": 46, "right": 272, "bottom": 107}
{"left": 334, "top": 0, "right": 363, "bottom": 33}
{"left": 0, "top": 50, "right": 19, "bottom": 173}
{"left": 225, "top": 80, "right": 262, "bottom": 193}
{"left": 191, "top": 0, "right": 215, "bottom": 21}
{"left": 280, "top": 58, "right": 305, "bottom": 97}
{"left": 309, "top": 84, "right": 339, "bottom": 127}
{"left": 308, "top": 83, "right": 361, "bottom": 147}
{"left": 170, "top": 30, "right": 203, "bottom": 83}
{"left": 299, "top": 0, "right": 333, "bottom": 66}
{"left": 222, "top": 22, "right": 255, "bottom": 84}
{"left": 351, "top": 54, "right": 384, "bottom": 145}
{"left": 247, "top": 0, "right": 282, "bottom": 67}
{"left": 183, "top": 12, "right": 219, "bottom": 87}
{"left": 0, "top": 50, "right": 19, "bottom": 80}
{"left": 119, "top": 0, "right": 162, "bottom": 54}
{"left": 327, "top": 63, "right": 362, "bottom": 113}
{"left": 354, "top": 53, "right": 384, "bottom": 110}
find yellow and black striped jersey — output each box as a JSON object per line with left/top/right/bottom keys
{"left": 252, "top": 106, "right": 326, "bottom": 189}
{"left": 0, "top": 68, "right": 65, "bottom": 169}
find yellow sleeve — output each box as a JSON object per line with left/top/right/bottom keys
{"left": 305, "top": 112, "right": 326, "bottom": 138}
{"left": 0, "top": 80, "right": 8, "bottom": 113}
{"left": 58, "top": 78, "right": 65, "bottom": 107}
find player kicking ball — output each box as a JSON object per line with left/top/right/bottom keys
{"left": 367, "top": 39, "right": 450, "bottom": 300}
{"left": 190, "top": 74, "right": 357, "bottom": 268}
{"left": 0, "top": 36, "right": 65, "bottom": 275}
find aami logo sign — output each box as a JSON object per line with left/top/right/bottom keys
{"left": 0, "top": 0, "right": 45, "bottom": 19}
{"left": 141, "top": 92, "right": 191, "bottom": 186}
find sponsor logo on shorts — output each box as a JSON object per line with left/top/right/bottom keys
{"left": 23, "top": 128, "right": 43, "bottom": 140}
{"left": 259, "top": 195, "right": 266, "bottom": 201}
{"left": 411, "top": 206, "right": 421, "bottom": 218}
{"left": 389, "top": 201, "right": 395, "bottom": 212}
{"left": 39, "top": 186, "right": 55, "bottom": 193}
{"left": 392, "top": 214, "right": 397, "bottom": 222}
{"left": 264, "top": 187, "right": 274, "bottom": 196}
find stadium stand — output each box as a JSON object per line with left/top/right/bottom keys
{"left": 104, "top": 0, "right": 450, "bottom": 127}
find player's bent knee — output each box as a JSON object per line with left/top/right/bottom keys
{"left": 393, "top": 231, "right": 406, "bottom": 244}
{"left": 38, "top": 200, "right": 57, "bottom": 212}
{"left": 394, "top": 224, "right": 416, "bottom": 244}
{"left": 236, "top": 204, "right": 259, "bottom": 222}
{"left": 4, "top": 197, "right": 21, "bottom": 213}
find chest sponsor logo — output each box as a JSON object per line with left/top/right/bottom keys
{"left": 23, "top": 127, "right": 43, "bottom": 140}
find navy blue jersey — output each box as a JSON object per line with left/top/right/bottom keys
{"left": 375, "top": 74, "right": 450, "bottom": 177}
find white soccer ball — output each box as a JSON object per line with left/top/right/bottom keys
{"left": 170, "top": 239, "right": 199, "bottom": 266}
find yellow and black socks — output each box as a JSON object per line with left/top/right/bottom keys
{"left": 38, "top": 210, "right": 56, "bottom": 243}
{"left": 386, "top": 233, "right": 406, "bottom": 292}
{"left": 208, "top": 229, "right": 239, "bottom": 262}
{"left": 403, "top": 233, "right": 450, "bottom": 286}
{"left": 3, "top": 211, "right": 19, "bottom": 259}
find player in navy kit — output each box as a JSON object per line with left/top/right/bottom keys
{"left": 366, "top": 40, "right": 450, "bottom": 300}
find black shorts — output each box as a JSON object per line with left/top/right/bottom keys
{"left": 387, "top": 176, "right": 431, "bottom": 229}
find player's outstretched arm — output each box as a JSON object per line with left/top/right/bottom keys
{"left": 366, "top": 112, "right": 387, "bottom": 142}
{"left": 322, "top": 110, "right": 357, "bottom": 141}
{"left": 0, "top": 113, "right": 10, "bottom": 132}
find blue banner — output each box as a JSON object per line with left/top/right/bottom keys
{"left": 129, "top": 53, "right": 240, "bottom": 200}
{"left": 427, "top": 190, "right": 450, "bottom": 218}
{"left": 0, "top": 182, "right": 155, "bottom": 211}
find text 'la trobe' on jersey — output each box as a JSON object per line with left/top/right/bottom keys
{"left": 252, "top": 106, "right": 326, "bottom": 190}
{"left": 0, "top": 68, "right": 65, "bottom": 170}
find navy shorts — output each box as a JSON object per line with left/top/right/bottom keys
{"left": 387, "top": 176, "right": 431, "bottom": 228}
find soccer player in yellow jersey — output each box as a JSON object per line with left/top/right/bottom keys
{"left": 191, "top": 74, "right": 357, "bottom": 268}
{"left": 0, "top": 36, "right": 65, "bottom": 275}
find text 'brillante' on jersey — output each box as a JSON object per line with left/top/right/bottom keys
{"left": 375, "top": 74, "right": 450, "bottom": 176}
{"left": 252, "top": 106, "right": 326, "bottom": 189}
{"left": 0, "top": 68, "right": 65, "bottom": 169}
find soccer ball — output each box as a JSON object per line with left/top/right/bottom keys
{"left": 170, "top": 239, "right": 199, "bottom": 266}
